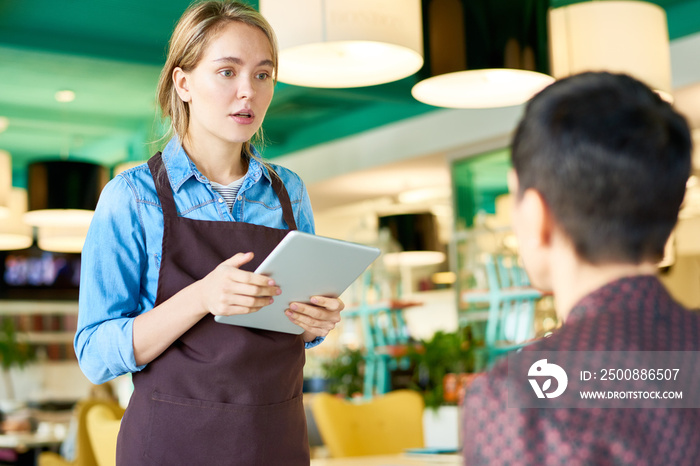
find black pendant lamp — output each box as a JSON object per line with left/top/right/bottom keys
{"left": 23, "top": 161, "right": 108, "bottom": 250}
{"left": 412, "top": 0, "right": 554, "bottom": 108}
{"left": 379, "top": 212, "right": 445, "bottom": 267}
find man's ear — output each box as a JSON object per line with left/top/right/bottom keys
{"left": 172, "top": 67, "right": 191, "bottom": 103}
{"left": 507, "top": 168, "right": 519, "bottom": 196}
{"left": 508, "top": 170, "right": 553, "bottom": 248}
{"left": 518, "top": 188, "right": 553, "bottom": 249}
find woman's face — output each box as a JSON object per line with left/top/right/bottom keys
{"left": 175, "top": 21, "right": 275, "bottom": 149}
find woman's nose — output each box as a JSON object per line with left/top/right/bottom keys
{"left": 237, "top": 77, "right": 255, "bottom": 100}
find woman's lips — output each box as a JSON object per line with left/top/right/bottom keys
{"left": 230, "top": 111, "right": 254, "bottom": 125}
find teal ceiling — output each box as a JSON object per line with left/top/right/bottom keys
{"left": 1, "top": 0, "right": 699, "bottom": 188}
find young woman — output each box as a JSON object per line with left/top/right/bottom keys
{"left": 75, "top": 2, "right": 343, "bottom": 464}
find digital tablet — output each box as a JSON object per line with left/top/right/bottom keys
{"left": 214, "top": 231, "right": 381, "bottom": 334}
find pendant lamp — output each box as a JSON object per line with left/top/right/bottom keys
{"left": 24, "top": 160, "right": 107, "bottom": 228}
{"left": 549, "top": 1, "right": 672, "bottom": 100}
{"left": 113, "top": 161, "right": 144, "bottom": 177}
{"left": 0, "top": 150, "right": 11, "bottom": 219}
{"left": 0, "top": 188, "right": 33, "bottom": 251}
{"left": 379, "top": 212, "right": 445, "bottom": 267}
{"left": 412, "top": 0, "right": 554, "bottom": 108}
{"left": 680, "top": 167, "right": 700, "bottom": 220}
{"left": 260, "top": 0, "right": 423, "bottom": 88}
{"left": 37, "top": 225, "right": 91, "bottom": 254}
{"left": 694, "top": 130, "right": 700, "bottom": 172}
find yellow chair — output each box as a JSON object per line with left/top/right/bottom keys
{"left": 85, "top": 404, "right": 124, "bottom": 466}
{"left": 311, "top": 390, "right": 424, "bottom": 457}
{"left": 39, "top": 399, "right": 123, "bottom": 466}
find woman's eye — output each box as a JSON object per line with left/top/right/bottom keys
{"left": 255, "top": 72, "right": 270, "bottom": 81}
{"left": 220, "top": 70, "right": 234, "bottom": 78}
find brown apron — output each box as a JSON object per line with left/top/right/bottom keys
{"left": 116, "top": 153, "right": 309, "bottom": 465}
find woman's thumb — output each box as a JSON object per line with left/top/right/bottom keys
{"left": 222, "top": 252, "right": 254, "bottom": 268}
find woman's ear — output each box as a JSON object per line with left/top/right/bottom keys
{"left": 172, "top": 67, "right": 191, "bottom": 103}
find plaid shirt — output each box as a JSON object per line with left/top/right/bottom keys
{"left": 463, "top": 275, "right": 700, "bottom": 465}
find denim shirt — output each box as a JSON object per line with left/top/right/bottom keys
{"left": 76, "top": 137, "right": 321, "bottom": 385}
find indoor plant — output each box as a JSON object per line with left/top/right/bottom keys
{"left": 407, "top": 326, "right": 482, "bottom": 449}
{"left": 407, "top": 327, "right": 479, "bottom": 410}
{"left": 0, "top": 317, "right": 35, "bottom": 402}
{"left": 321, "top": 347, "right": 364, "bottom": 399}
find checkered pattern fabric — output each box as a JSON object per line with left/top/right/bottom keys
{"left": 463, "top": 276, "right": 700, "bottom": 465}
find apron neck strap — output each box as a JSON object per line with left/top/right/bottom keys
{"left": 268, "top": 168, "right": 298, "bottom": 231}
{"left": 148, "top": 152, "right": 298, "bottom": 231}
{"left": 148, "top": 152, "right": 178, "bottom": 218}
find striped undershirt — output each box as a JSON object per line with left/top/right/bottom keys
{"left": 210, "top": 178, "right": 245, "bottom": 212}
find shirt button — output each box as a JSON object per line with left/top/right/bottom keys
{"left": 237, "top": 196, "right": 242, "bottom": 201}
{"left": 218, "top": 198, "right": 224, "bottom": 203}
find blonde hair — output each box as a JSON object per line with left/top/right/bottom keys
{"left": 157, "top": 1, "right": 278, "bottom": 160}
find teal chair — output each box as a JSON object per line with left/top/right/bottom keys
{"left": 462, "top": 254, "right": 541, "bottom": 368}
{"left": 343, "top": 272, "right": 414, "bottom": 398}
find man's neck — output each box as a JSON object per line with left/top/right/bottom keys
{"left": 551, "top": 252, "right": 658, "bottom": 323}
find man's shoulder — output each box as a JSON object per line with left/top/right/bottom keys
{"left": 466, "top": 358, "right": 509, "bottom": 403}
{"left": 537, "top": 276, "right": 700, "bottom": 351}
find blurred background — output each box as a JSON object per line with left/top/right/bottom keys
{"left": 0, "top": 0, "right": 699, "bottom": 462}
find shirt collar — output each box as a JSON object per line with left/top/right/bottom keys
{"left": 566, "top": 274, "right": 661, "bottom": 324}
{"left": 160, "top": 137, "right": 272, "bottom": 192}
{"left": 246, "top": 150, "right": 272, "bottom": 186}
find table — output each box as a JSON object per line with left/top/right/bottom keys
{"left": 311, "top": 453, "right": 462, "bottom": 466}
{"left": 0, "top": 430, "right": 65, "bottom": 451}
{"left": 0, "top": 421, "right": 67, "bottom": 465}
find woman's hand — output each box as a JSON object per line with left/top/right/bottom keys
{"left": 198, "top": 252, "right": 281, "bottom": 317}
{"left": 133, "top": 252, "right": 279, "bottom": 367}
{"left": 285, "top": 296, "right": 345, "bottom": 342}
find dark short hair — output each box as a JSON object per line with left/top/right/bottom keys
{"left": 511, "top": 72, "right": 692, "bottom": 265}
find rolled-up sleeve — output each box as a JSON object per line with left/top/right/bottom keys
{"left": 75, "top": 176, "right": 148, "bottom": 384}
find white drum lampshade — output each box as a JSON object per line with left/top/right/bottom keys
{"left": 549, "top": 1, "right": 672, "bottom": 100}
{"left": 37, "top": 225, "right": 91, "bottom": 254}
{"left": 412, "top": 69, "right": 555, "bottom": 109}
{"left": 412, "top": 0, "right": 554, "bottom": 109}
{"left": 260, "top": 0, "right": 424, "bottom": 88}
{"left": 694, "top": 130, "right": 700, "bottom": 172}
{"left": 113, "top": 161, "right": 144, "bottom": 177}
{"left": 0, "top": 188, "right": 33, "bottom": 251}
{"left": 379, "top": 213, "right": 446, "bottom": 267}
{"left": 23, "top": 160, "right": 107, "bottom": 228}
{"left": 0, "top": 150, "right": 11, "bottom": 219}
